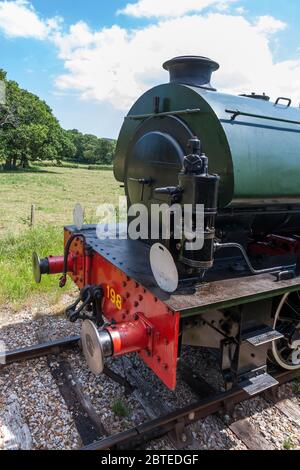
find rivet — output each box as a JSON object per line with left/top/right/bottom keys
{"left": 163, "top": 364, "right": 168, "bottom": 370}
{"left": 139, "top": 295, "right": 143, "bottom": 301}
{"left": 188, "top": 412, "right": 195, "bottom": 421}
{"left": 134, "top": 301, "right": 139, "bottom": 308}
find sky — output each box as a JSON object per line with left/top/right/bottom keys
{"left": 0, "top": 0, "right": 299, "bottom": 138}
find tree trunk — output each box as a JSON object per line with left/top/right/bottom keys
{"left": 4, "top": 157, "right": 12, "bottom": 170}
{"left": 20, "top": 156, "right": 28, "bottom": 169}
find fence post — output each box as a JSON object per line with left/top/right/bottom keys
{"left": 30, "top": 204, "right": 35, "bottom": 228}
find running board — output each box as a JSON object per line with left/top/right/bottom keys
{"left": 239, "top": 373, "right": 279, "bottom": 396}
{"left": 244, "top": 326, "right": 283, "bottom": 347}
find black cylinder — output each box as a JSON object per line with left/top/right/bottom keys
{"left": 179, "top": 172, "right": 219, "bottom": 269}
{"left": 177, "top": 137, "right": 219, "bottom": 270}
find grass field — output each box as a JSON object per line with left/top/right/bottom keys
{"left": 0, "top": 166, "right": 123, "bottom": 306}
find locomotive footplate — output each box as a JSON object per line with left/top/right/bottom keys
{"left": 35, "top": 224, "right": 300, "bottom": 391}
{"left": 63, "top": 225, "right": 300, "bottom": 314}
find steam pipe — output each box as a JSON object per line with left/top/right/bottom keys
{"left": 214, "top": 242, "right": 296, "bottom": 275}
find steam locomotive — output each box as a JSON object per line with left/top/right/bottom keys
{"left": 33, "top": 56, "right": 300, "bottom": 394}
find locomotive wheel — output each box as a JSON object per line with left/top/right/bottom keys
{"left": 271, "top": 292, "right": 300, "bottom": 370}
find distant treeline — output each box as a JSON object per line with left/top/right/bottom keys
{"left": 0, "top": 69, "right": 116, "bottom": 170}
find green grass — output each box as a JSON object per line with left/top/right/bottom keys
{"left": 283, "top": 436, "right": 295, "bottom": 450}
{"left": 0, "top": 166, "right": 123, "bottom": 306}
{"left": 112, "top": 399, "right": 130, "bottom": 418}
{"left": 0, "top": 166, "right": 123, "bottom": 237}
{"left": 0, "top": 225, "right": 66, "bottom": 305}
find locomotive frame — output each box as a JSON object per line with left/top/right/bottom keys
{"left": 34, "top": 224, "right": 300, "bottom": 393}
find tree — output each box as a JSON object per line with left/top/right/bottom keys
{"left": 0, "top": 71, "right": 76, "bottom": 169}
{"left": 2, "top": 124, "right": 47, "bottom": 168}
{"left": 66, "top": 130, "right": 116, "bottom": 165}
{"left": 0, "top": 69, "right": 115, "bottom": 170}
{"left": 95, "top": 139, "right": 116, "bottom": 164}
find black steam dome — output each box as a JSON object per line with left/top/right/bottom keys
{"left": 163, "top": 56, "right": 220, "bottom": 91}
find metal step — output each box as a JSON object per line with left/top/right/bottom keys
{"left": 240, "top": 373, "right": 279, "bottom": 396}
{"left": 244, "top": 326, "right": 283, "bottom": 347}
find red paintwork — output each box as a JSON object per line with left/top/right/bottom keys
{"left": 107, "top": 318, "right": 150, "bottom": 356}
{"left": 62, "top": 229, "right": 180, "bottom": 390}
{"left": 248, "top": 234, "right": 300, "bottom": 257}
{"left": 47, "top": 255, "right": 74, "bottom": 275}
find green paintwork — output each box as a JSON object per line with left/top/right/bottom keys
{"left": 201, "top": 89, "right": 300, "bottom": 205}
{"left": 114, "top": 83, "right": 300, "bottom": 209}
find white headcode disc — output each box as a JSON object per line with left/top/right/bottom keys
{"left": 150, "top": 243, "right": 179, "bottom": 293}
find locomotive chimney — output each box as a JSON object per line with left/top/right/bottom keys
{"left": 163, "top": 56, "right": 219, "bottom": 91}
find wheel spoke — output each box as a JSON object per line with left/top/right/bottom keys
{"left": 285, "top": 302, "right": 300, "bottom": 318}
{"left": 272, "top": 292, "right": 300, "bottom": 370}
{"left": 278, "top": 344, "right": 289, "bottom": 352}
{"left": 278, "top": 316, "right": 295, "bottom": 323}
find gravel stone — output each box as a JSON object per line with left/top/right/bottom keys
{"left": 1, "top": 304, "right": 300, "bottom": 450}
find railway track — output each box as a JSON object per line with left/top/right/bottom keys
{"left": 0, "top": 335, "right": 81, "bottom": 365}
{"left": 0, "top": 336, "right": 299, "bottom": 450}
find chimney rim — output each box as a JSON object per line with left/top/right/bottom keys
{"left": 163, "top": 55, "right": 220, "bottom": 72}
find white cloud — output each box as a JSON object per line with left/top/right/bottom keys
{"left": 53, "top": 12, "right": 300, "bottom": 111}
{"left": 235, "top": 6, "right": 246, "bottom": 14}
{"left": 118, "top": 0, "right": 237, "bottom": 18}
{"left": 255, "top": 15, "right": 286, "bottom": 35}
{"left": 0, "top": 0, "right": 60, "bottom": 39}
{"left": 0, "top": 1, "right": 299, "bottom": 116}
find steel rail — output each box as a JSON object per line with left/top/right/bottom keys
{"left": 81, "top": 369, "right": 300, "bottom": 451}
{"left": 1, "top": 336, "right": 299, "bottom": 451}
{"left": 0, "top": 335, "right": 81, "bottom": 367}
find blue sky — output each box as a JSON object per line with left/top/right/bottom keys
{"left": 0, "top": 0, "right": 299, "bottom": 138}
